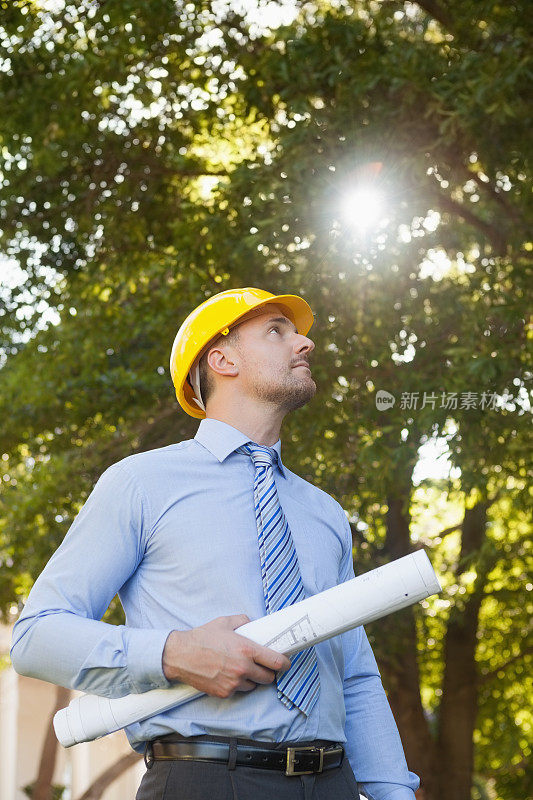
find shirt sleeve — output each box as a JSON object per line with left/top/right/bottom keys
{"left": 10, "top": 461, "right": 174, "bottom": 698}
{"left": 335, "top": 504, "right": 420, "bottom": 800}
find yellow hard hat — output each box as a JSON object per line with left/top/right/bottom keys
{"left": 170, "top": 287, "right": 314, "bottom": 419}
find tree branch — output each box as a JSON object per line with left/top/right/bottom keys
{"left": 74, "top": 752, "right": 141, "bottom": 800}
{"left": 417, "top": 523, "right": 461, "bottom": 548}
{"left": 471, "top": 172, "right": 525, "bottom": 227}
{"left": 437, "top": 523, "right": 462, "bottom": 539}
{"left": 433, "top": 192, "right": 507, "bottom": 255}
{"left": 410, "top": 1, "right": 458, "bottom": 36}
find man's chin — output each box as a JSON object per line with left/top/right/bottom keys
{"left": 282, "top": 380, "right": 316, "bottom": 412}
{"left": 250, "top": 375, "right": 316, "bottom": 411}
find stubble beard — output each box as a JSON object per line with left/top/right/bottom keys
{"left": 251, "top": 367, "right": 316, "bottom": 412}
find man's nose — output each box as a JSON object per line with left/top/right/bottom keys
{"left": 295, "top": 334, "right": 315, "bottom": 356}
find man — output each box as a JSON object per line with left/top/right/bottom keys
{"left": 11, "top": 287, "right": 420, "bottom": 799}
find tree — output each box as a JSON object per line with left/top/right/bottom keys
{"left": 1, "top": 2, "right": 531, "bottom": 799}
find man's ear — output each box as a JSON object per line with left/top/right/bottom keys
{"left": 206, "top": 346, "right": 239, "bottom": 377}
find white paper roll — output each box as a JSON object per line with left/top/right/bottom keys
{"left": 54, "top": 549, "right": 441, "bottom": 747}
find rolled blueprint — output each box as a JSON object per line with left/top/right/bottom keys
{"left": 54, "top": 549, "right": 441, "bottom": 747}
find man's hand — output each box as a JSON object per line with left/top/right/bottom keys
{"left": 162, "top": 614, "right": 291, "bottom": 698}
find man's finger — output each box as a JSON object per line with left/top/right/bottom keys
{"left": 228, "top": 614, "right": 251, "bottom": 629}
{"left": 246, "top": 664, "right": 277, "bottom": 685}
{"left": 251, "top": 644, "right": 291, "bottom": 673}
{"left": 237, "top": 678, "right": 258, "bottom": 693}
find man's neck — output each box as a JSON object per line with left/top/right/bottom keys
{"left": 205, "top": 406, "right": 284, "bottom": 447}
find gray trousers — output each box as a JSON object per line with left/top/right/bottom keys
{"left": 135, "top": 736, "right": 360, "bottom": 800}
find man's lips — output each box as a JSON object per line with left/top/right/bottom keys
{"left": 292, "top": 362, "right": 311, "bottom": 370}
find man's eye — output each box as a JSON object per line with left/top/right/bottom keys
{"left": 270, "top": 326, "right": 280, "bottom": 333}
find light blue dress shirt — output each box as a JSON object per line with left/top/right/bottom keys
{"left": 11, "top": 418, "right": 419, "bottom": 799}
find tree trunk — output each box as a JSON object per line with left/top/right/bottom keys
{"left": 377, "top": 493, "right": 439, "bottom": 800}
{"left": 32, "top": 684, "right": 71, "bottom": 800}
{"left": 74, "top": 752, "right": 141, "bottom": 800}
{"left": 436, "top": 500, "right": 489, "bottom": 800}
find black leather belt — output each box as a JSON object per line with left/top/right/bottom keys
{"left": 145, "top": 738, "right": 344, "bottom": 776}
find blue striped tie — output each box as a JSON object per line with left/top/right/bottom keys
{"left": 236, "top": 442, "right": 320, "bottom": 715}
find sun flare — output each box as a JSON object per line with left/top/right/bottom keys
{"left": 339, "top": 186, "right": 384, "bottom": 230}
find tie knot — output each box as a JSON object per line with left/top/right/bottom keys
{"left": 236, "top": 442, "right": 277, "bottom": 469}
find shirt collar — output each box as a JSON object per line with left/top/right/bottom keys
{"left": 194, "top": 418, "right": 286, "bottom": 477}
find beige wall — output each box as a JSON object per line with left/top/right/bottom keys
{"left": 1, "top": 624, "right": 145, "bottom": 800}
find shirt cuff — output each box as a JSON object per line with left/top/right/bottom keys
{"left": 362, "top": 785, "right": 417, "bottom": 800}
{"left": 127, "top": 628, "right": 174, "bottom": 692}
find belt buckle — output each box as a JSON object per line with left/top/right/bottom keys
{"left": 285, "top": 745, "right": 324, "bottom": 776}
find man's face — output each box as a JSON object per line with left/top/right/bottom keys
{"left": 229, "top": 304, "right": 316, "bottom": 412}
